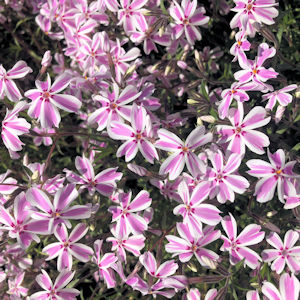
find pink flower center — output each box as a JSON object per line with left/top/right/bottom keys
{"left": 247, "top": 3, "right": 253, "bottom": 11}
{"left": 276, "top": 169, "right": 282, "bottom": 175}
{"left": 183, "top": 18, "right": 189, "bottom": 25}
{"left": 63, "top": 241, "right": 69, "bottom": 248}
{"left": 182, "top": 146, "right": 189, "bottom": 152}
{"left": 110, "top": 103, "right": 118, "bottom": 110}
{"left": 191, "top": 244, "right": 197, "bottom": 252}
{"left": 252, "top": 68, "right": 258, "bottom": 75}
{"left": 217, "top": 174, "right": 222, "bottom": 180}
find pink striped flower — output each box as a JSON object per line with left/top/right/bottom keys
{"left": 25, "top": 73, "right": 82, "bottom": 128}
{"left": 184, "top": 288, "right": 218, "bottom": 300}
{"left": 108, "top": 190, "right": 152, "bottom": 236}
{"left": 7, "top": 272, "right": 28, "bottom": 298}
{"left": 0, "top": 192, "right": 49, "bottom": 248}
{"left": 93, "top": 239, "right": 118, "bottom": 289}
{"left": 173, "top": 180, "right": 221, "bottom": 233}
{"left": 0, "top": 170, "right": 17, "bottom": 196}
{"left": 43, "top": 223, "right": 93, "bottom": 271}
{"left": 139, "top": 251, "right": 178, "bottom": 279}
{"left": 262, "top": 273, "right": 299, "bottom": 300}
{"left": 221, "top": 213, "right": 265, "bottom": 269}
{"left": 169, "top": 0, "right": 210, "bottom": 45}
{"left": 150, "top": 177, "right": 182, "bottom": 202}
{"left": 262, "top": 84, "right": 298, "bottom": 110}
{"left": 26, "top": 184, "right": 91, "bottom": 232}
{"left": 234, "top": 43, "right": 278, "bottom": 90}
{"left": 246, "top": 149, "right": 298, "bottom": 202}
{"left": 108, "top": 104, "right": 158, "bottom": 163}
{"left": 30, "top": 269, "right": 80, "bottom": 300}
{"left": 216, "top": 102, "right": 270, "bottom": 155}
{"left": 246, "top": 290, "right": 260, "bottom": 300}
{"left": 130, "top": 16, "right": 171, "bottom": 55}
{"left": 107, "top": 225, "right": 145, "bottom": 262}
{"left": 230, "top": 0, "right": 279, "bottom": 37}
{"left": 33, "top": 127, "right": 55, "bottom": 146}
{"left": 206, "top": 150, "right": 249, "bottom": 203}
{"left": 165, "top": 222, "right": 220, "bottom": 266}
{"left": 217, "top": 81, "right": 259, "bottom": 120}
{"left": 262, "top": 230, "right": 300, "bottom": 274}
{"left": 156, "top": 126, "right": 212, "bottom": 180}
{"left": 230, "top": 30, "right": 251, "bottom": 67}
{"left": 1, "top": 101, "right": 31, "bottom": 153}
{"left": 88, "top": 83, "right": 141, "bottom": 131}
{"left": 105, "top": 0, "right": 148, "bottom": 33}
{"left": 64, "top": 154, "right": 122, "bottom": 196}
{"left": 0, "top": 61, "right": 32, "bottom": 101}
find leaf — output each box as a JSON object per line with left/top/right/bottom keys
{"left": 234, "top": 258, "right": 245, "bottom": 271}
{"left": 276, "top": 128, "right": 288, "bottom": 134}
{"left": 188, "top": 275, "right": 226, "bottom": 284}
{"left": 200, "top": 80, "right": 210, "bottom": 101}
{"left": 292, "top": 143, "right": 300, "bottom": 151}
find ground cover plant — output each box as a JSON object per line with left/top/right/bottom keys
{"left": 0, "top": 0, "right": 299, "bottom": 299}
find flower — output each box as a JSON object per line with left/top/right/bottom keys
{"left": 26, "top": 184, "right": 91, "bottom": 232}
{"left": 139, "top": 251, "right": 178, "bottom": 279}
{"left": 246, "top": 149, "right": 298, "bottom": 202}
{"left": 230, "top": 0, "right": 279, "bottom": 37}
{"left": 32, "top": 127, "right": 55, "bottom": 146}
{"left": 130, "top": 16, "right": 171, "bottom": 55}
{"left": 262, "top": 84, "right": 298, "bottom": 110}
{"left": 92, "top": 239, "right": 118, "bottom": 288}
{"left": 262, "top": 273, "right": 300, "bottom": 300}
{"left": 234, "top": 43, "right": 278, "bottom": 91}
{"left": 1, "top": 101, "right": 31, "bottom": 152}
{"left": 262, "top": 230, "right": 300, "bottom": 274}
{"left": 230, "top": 30, "right": 251, "bottom": 67}
{"left": 221, "top": 213, "right": 265, "bottom": 269}
{"left": 0, "top": 192, "right": 49, "bottom": 248}
{"left": 107, "top": 225, "right": 145, "bottom": 262}
{"left": 216, "top": 102, "right": 270, "bottom": 155}
{"left": 217, "top": 81, "right": 259, "bottom": 119}
{"left": 42, "top": 223, "right": 93, "bottom": 271}
{"left": 108, "top": 103, "right": 158, "bottom": 163}
{"left": 7, "top": 272, "right": 28, "bottom": 298}
{"left": 64, "top": 154, "right": 122, "bottom": 196}
{"left": 156, "top": 126, "right": 212, "bottom": 180}
{"left": 108, "top": 190, "right": 152, "bottom": 236}
{"left": 169, "top": 0, "right": 210, "bottom": 45}
{"left": 206, "top": 150, "right": 249, "bottom": 203}
{"left": 173, "top": 180, "right": 221, "bottom": 232}
{"left": 30, "top": 269, "right": 80, "bottom": 300}
{"left": 0, "top": 61, "right": 32, "bottom": 101}
{"left": 0, "top": 170, "right": 18, "bottom": 196}
{"left": 88, "top": 83, "right": 141, "bottom": 131}
{"left": 25, "top": 73, "right": 82, "bottom": 128}
{"left": 165, "top": 222, "right": 220, "bottom": 266}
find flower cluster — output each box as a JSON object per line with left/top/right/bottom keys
{"left": 0, "top": 0, "right": 299, "bottom": 299}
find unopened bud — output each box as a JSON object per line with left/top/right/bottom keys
{"left": 197, "top": 117, "right": 203, "bottom": 126}
{"left": 187, "top": 99, "right": 198, "bottom": 105}
{"left": 200, "top": 115, "right": 216, "bottom": 123}
{"left": 31, "top": 170, "right": 39, "bottom": 182}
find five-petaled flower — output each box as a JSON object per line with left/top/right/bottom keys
{"left": 30, "top": 269, "right": 80, "bottom": 300}
{"left": 221, "top": 213, "right": 265, "bottom": 269}
{"left": 216, "top": 102, "right": 270, "bottom": 155}
{"left": 262, "top": 230, "right": 300, "bottom": 274}
{"left": 156, "top": 126, "right": 212, "bottom": 180}
{"left": 25, "top": 73, "right": 82, "bottom": 128}
{"left": 246, "top": 149, "right": 298, "bottom": 203}
{"left": 42, "top": 223, "right": 93, "bottom": 271}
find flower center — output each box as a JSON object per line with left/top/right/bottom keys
{"left": 191, "top": 244, "right": 197, "bottom": 252}
{"left": 237, "top": 41, "right": 242, "bottom": 46}
{"left": 63, "top": 241, "right": 69, "bottom": 248}
{"left": 236, "top": 127, "right": 242, "bottom": 133}
{"left": 217, "top": 174, "right": 222, "bottom": 180}
{"left": 183, "top": 18, "right": 189, "bottom": 25}
{"left": 136, "top": 133, "right": 142, "bottom": 140}
{"left": 110, "top": 103, "right": 118, "bottom": 110}
{"left": 247, "top": 3, "right": 253, "bottom": 10}
{"left": 231, "top": 89, "right": 237, "bottom": 94}
{"left": 186, "top": 205, "right": 191, "bottom": 212}
{"left": 253, "top": 69, "right": 257, "bottom": 74}
{"left": 182, "top": 146, "right": 189, "bottom": 152}
{"left": 43, "top": 91, "right": 50, "bottom": 99}
{"left": 52, "top": 211, "right": 60, "bottom": 218}
{"left": 276, "top": 169, "right": 282, "bottom": 175}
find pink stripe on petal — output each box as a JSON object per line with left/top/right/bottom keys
{"left": 51, "top": 94, "right": 81, "bottom": 113}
